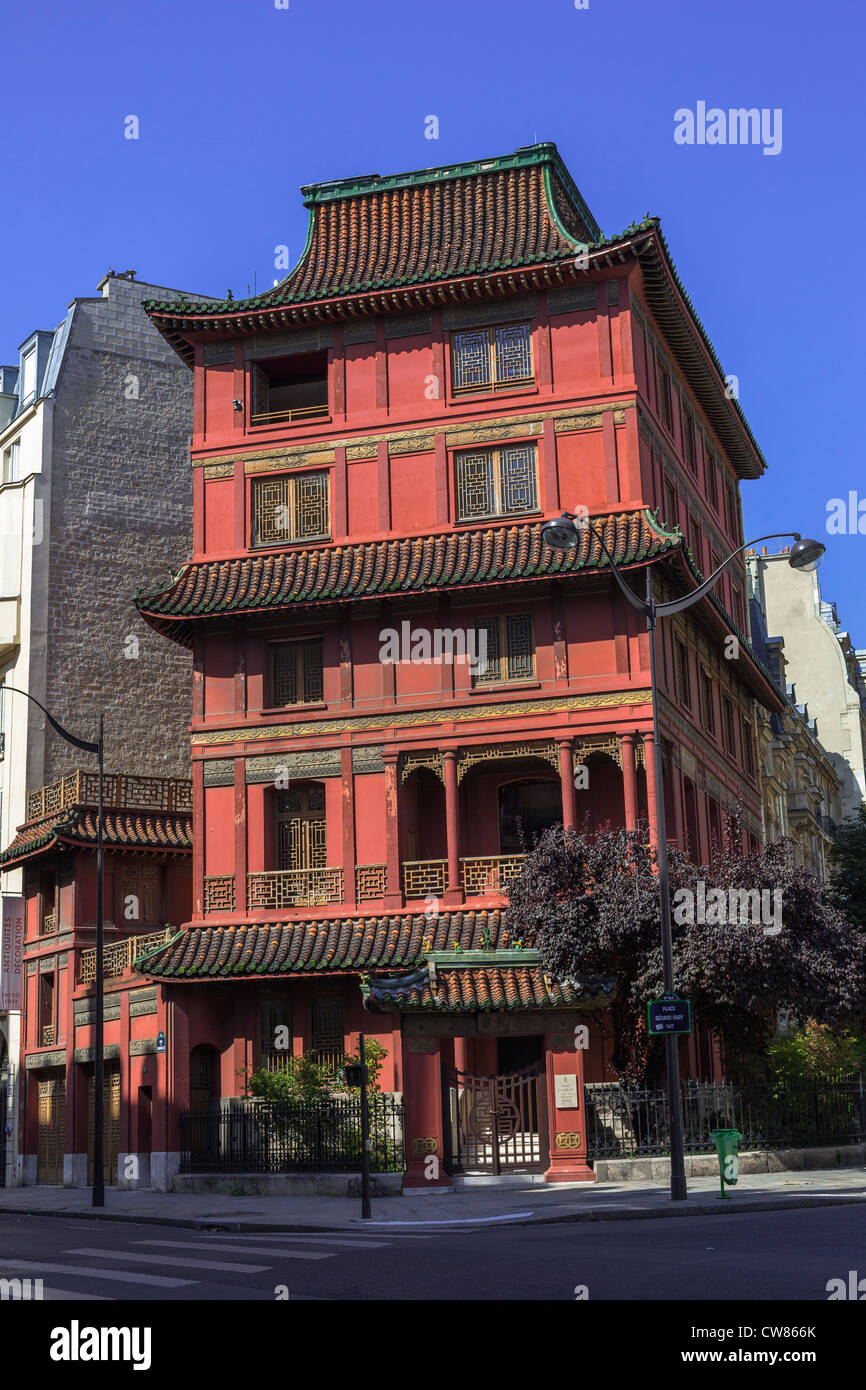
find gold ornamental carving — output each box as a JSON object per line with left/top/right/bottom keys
{"left": 192, "top": 690, "right": 654, "bottom": 746}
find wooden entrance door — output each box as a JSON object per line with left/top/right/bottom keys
{"left": 87, "top": 1063, "right": 121, "bottom": 1185}
{"left": 445, "top": 1061, "right": 548, "bottom": 1174}
{"left": 37, "top": 1072, "right": 66, "bottom": 1184}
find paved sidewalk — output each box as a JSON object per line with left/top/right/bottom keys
{"left": 1, "top": 1167, "right": 865, "bottom": 1231}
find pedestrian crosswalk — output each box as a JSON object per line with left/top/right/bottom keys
{"left": 0, "top": 1227, "right": 442, "bottom": 1300}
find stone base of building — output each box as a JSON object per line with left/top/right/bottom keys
{"left": 171, "top": 1171, "right": 404, "bottom": 1197}
{"left": 63, "top": 1153, "right": 88, "bottom": 1187}
{"left": 593, "top": 1143, "right": 866, "bottom": 1182}
{"left": 151, "top": 1151, "right": 181, "bottom": 1192}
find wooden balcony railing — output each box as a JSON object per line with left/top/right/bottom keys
{"left": 202, "top": 859, "right": 528, "bottom": 915}
{"left": 460, "top": 854, "right": 526, "bottom": 894}
{"left": 79, "top": 927, "right": 174, "bottom": 983}
{"left": 27, "top": 770, "right": 192, "bottom": 822}
{"left": 356, "top": 864, "right": 386, "bottom": 901}
{"left": 402, "top": 860, "right": 447, "bottom": 898}
{"left": 247, "top": 868, "right": 343, "bottom": 911}
{"left": 204, "top": 875, "right": 235, "bottom": 913}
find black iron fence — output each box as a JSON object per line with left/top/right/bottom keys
{"left": 585, "top": 1076, "right": 866, "bottom": 1160}
{"left": 179, "top": 1094, "right": 404, "bottom": 1174}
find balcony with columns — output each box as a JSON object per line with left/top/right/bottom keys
{"left": 202, "top": 732, "right": 653, "bottom": 918}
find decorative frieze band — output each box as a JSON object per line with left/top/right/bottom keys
{"left": 25, "top": 1051, "right": 66, "bottom": 1070}
{"left": 384, "top": 312, "right": 431, "bottom": 339}
{"left": 129, "top": 989, "right": 158, "bottom": 1019}
{"left": 203, "top": 343, "right": 234, "bottom": 365}
{"left": 442, "top": 295, "right": 537, "bottom": 329}
{"left": 457, "top": 739, "right": 559, "bottom": 783}
{"left": 192, "top": 690, "right": 654, "bottom": 746}
{"left": 352, "top": 746, "right": 384, "bottom": 774}
{"left": 548, "top": 285, "right": 596, "bottom": 314}
{"left": 74, "top": 1044, "right": 122, "bottom": 1063}
{"left": 203, "top": 759, "right": 234, "bottom": 787}
{"left": 203, "top": 462, "right": 234, "bottom": 481}
{"left": 245, "top": 750, "right": 341, "bottom": 782}
{"left": 399, "top": 751, "right": 444, "bottom": 784}
{"left": 244, "top": 328, "right": 334, "bottom": 359}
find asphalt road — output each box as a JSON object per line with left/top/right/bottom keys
{"left": 0, "top": 1205, "right": 864, "bottom": 1302}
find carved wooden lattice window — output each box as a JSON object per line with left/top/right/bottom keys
{"left": 272, "top": 638, "right": 324, "bottom": 706}
{"left": 451, "top": 322, "right": 533, "bottom": 395}
{"left": 251, "top": 470, "right": 329, "bottom": 547}
{"left": 311, "top": 994, "right": 345, "bottom": 1069}
{"left": 121, "top": 864, "right": 160, "bottom": 924}
{"left": 473, "top": 612, "right": 534, "bottom": 685}
{"left": 277, "top": 785, "right": 326, "bottom": 871}
{"left": 260, "top": 997, "right": 293, "bottom": 1071}
{"left": 455, "top": 445, "right": 538, "bottom": 522}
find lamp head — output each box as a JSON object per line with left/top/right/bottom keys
{"left": 788, "top": 536, "right": 825, "bottom": 572}
{"left": 541, "top": 514, "right": 581, "bottom": 551}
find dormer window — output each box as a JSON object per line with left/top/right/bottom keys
{"left": 451, "top": 322, "right": 533, "bottom": 396}
{"left": 21, "top": 349, "right": 36, "bottom": 404}
{"left": 250, "top": 351, "right": 329, "bottom": 427}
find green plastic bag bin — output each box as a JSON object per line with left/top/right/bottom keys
{"left": 710, "top": 1127, "right": 742, "bottom": 1199}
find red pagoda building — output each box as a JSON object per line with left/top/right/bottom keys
{"left": 134, "top": 143, "right": 782, "bottom": 1188}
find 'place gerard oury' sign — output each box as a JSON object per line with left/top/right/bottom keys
{"left": 646, "top": 993, "right": 692, "bottom": 1036}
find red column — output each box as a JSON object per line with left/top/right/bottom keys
{"left": 192, "top": 759, "right": 204, "bottom": 921}
{"left": 443, "top": 750, "right": 462, "bottom": 903}
{"left": 621, "top": 733, "right": 638, "bottom": 831}
{"left": 341, "top": 748, "right": 356, "bottom": 909}
{"left": 401, "top": 1036, "right": 450, "bottom": 1188}
{"left": 233, "top": 757, "right": 247, "bottom": 917}
{"left": 543, "top": 1028, "right": 595, "bottom": 1183}
{"left": 558, "top": 738, "right": 575, "bottom": 832}
{"left": 643, "top": 734, "right": 660, "bottom": 847}
{"left": 383, "top": 752, "right": 402, "bottom": 909}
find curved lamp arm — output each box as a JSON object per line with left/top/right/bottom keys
{"left": 653, "top": 532, "right": 800, "bottom": 618}
{"left": 2, "top": 684, "right": 98, "bottom": 755}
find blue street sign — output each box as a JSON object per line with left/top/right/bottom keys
{"left": 156, "top": 1031, "right": 167, "bottom": 1054}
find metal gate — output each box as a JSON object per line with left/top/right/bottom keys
{"left": 445, "top": 1062, "right": 548, "bottom": 1174}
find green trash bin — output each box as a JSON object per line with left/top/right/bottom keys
{"left": 710, "top": 1128, "right": 742, "bottom": 1199}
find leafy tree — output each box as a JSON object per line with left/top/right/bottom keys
{"left": 828, "top": 805, "right": 866, "bottom": 930}
{"left": 246, "top": 1053, "right": 334, "bottom": 1102}
{"left": 765, "top": 1021, "right": 866, "bottom": 1084}
{"left": 506, "top": 822, "right": 866, "bottom": 1082}
{"left": 342, "top": 1038, "right": 388, "bottom": 1093}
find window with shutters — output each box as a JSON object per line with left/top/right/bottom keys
{"left": 271, "top": 638, "right": 324, "bottom": 707}
{"left": 674, "top": 637, "right": 691, "bottom": 709}
{"left": 251, "top": 470, "right": 330, "bottom": 547}
{"left": 259, "top": 997, "right": 293, "bottom": 1072}
{"left": 276, "top": 785, "right": 327, "bottom": 872}
{"left": 473, "top": 612, "right": 535, "bottom": 686}
{"left": 656, "top": 358, "right": 673, "bottom": 432}
{"left": 722, "top": 695, "right": 737, "bottom": 757}
{"left": 700, "top": 668, "right": 716, "bottom": 736}
{"left": 741, "top": 715, "right": 756, "bottom": 778}
{"left": 451, "top": 322, "right": 533, "bottom": 396}
{"left": 455, "top": 444, "right": 538, "bottom": 522}
{"left": 681, "top": 405, "right": 697, "bottom": 473}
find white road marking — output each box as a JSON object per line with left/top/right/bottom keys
{"left": 65, "top": 1247, "right": 271, "bottom": 1274}
{"left": 134, "top": 1240, "right": 334, "bottom": 1261}
{"left": 191, "top": 1234, "right": 393, "bottom": 1249}
{"left": 0, "top": 1258, "right": 192, "bottom": 1288}
{"left": 360, "top": 1212, "right": 534, "bottom": 1226}
{"left": 41, "top": 1287, "right": 113, "bottom": 1300}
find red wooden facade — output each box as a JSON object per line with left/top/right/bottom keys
{"left": 134, "top": 143, "right": 783, "bottom": 1185}
{"left": 0, "top": 771, "right": 191, "bottom": 1185}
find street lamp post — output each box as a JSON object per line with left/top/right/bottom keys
{"left": 4, "top": 688, "right": 105, "bottom": 1205}
{"left": 540, "top": 520, "right": 825, "bottom": 1201}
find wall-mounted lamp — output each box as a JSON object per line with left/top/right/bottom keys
{"left": 232, "top": 399, "right": 244, "bottom": 412}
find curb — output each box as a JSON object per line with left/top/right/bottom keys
{"left": 2, "top": 1190, "right": 865, "bottom": 1232}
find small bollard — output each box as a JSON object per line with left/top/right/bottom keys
{"left": 710, "top": 1127, "right": 742, "bottom": 1200}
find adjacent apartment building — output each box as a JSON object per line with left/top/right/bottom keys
{"left": 748, "top": 548, "right": 866, "bottom": 825}
{"left": 0, "top": 271, "right": 214, "bottom": 1186}
{"left": 133, "top": 143, "right": 786, "bottom": 1186}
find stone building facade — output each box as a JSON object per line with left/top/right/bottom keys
{"left": 0, "top": 270, "right": 214, "bottom": 1186}
{"left": 747, "top": 548, "right": 866, "bottom": 828}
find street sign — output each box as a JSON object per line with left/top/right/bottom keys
{"left": 647, "top": 992, "right": 692, "bottom": 1036}
{"left": 156, "top": 1031, "right": 167, "bottom": 1054}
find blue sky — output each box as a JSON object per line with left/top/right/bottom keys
{"left": 3, "top": 0, "right": 863, "bottom": 640}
